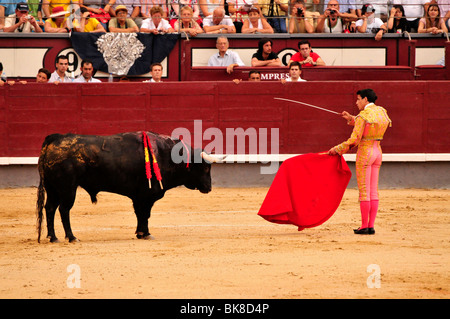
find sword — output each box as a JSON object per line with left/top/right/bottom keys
{"left": 274, "top": 97, "right": 341, "bottom": 115}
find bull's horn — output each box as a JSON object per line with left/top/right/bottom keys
{"left": 201, "top": 152, "right": 227, "bottom": 163}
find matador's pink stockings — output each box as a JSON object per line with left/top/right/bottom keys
{"left": 357, "top": 141, "right": 382, "bottom": 229}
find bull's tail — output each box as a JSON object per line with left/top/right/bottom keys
{"left": 36, "top": 134, "right": 62, "bottom": 243}
{"left": 36, "top": 159, "right": 45, "bottom": 243}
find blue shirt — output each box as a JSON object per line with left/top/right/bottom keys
{"left": 0, "top": 0, "right": 22, "bottom": 16}
{"left": 208, "top": 50, "right": 245, "bottom": 67}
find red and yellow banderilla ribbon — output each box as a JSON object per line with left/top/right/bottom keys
{"left": 142, "top": 131, "right": 163, "bottom": 189}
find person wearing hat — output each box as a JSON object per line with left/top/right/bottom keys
{"left": 108, "top": 5, "right": 139, "bottom": 32}
{"left": 44, "top": 6, "right": 71, "bottom": 33}
{"left": 111, "top": 0, "right": 142, "bottom": 28}
{"left": 3, "top": 2, "right": 43, "bottom": 33}
{"left": 355, "top": 4, "right": 387, "bottom": 41}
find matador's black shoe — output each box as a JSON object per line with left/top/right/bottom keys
{"left": 368, "top": 228, "right": 375, "bottom": 235}
{"left": 353, "top": 228, "right": 370, "bottom": 235}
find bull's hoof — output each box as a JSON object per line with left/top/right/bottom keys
{"left": 47, "top": 236, "right": 60, "bottom": 243}
{"left": 66, "top": 236, "right": 80, "bottom": 243}
{"left": 136, "top": 232, "right": 155, "bottom": 240}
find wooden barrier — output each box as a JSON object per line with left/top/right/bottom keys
{"left": 1, "top": 81, "right": 449, "bottom": 159}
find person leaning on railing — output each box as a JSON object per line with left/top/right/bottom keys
{"left": 108, "top": 4, "right": 139, "bottom": 32}
{"left": 418, "top": 1, "right": 448, "bottom": 34}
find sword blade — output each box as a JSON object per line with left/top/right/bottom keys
{"left": 274, "top": 97, "right": 340, "bottom": 115}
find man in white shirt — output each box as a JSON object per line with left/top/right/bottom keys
{"left": 143, "top": 63, "right": 163, "bottom": 82}
{"left": 281, "top": 61, "right": 306, "bottom": 83}
{"left": 203, "top": 7, "right": 236, "bottom": 34}
{"left": 208, "top": 36, "right": 245, "bottom": 74}
{"left": 73, "top": 60, "right": 102, "bottom": 83}
{"left": 49, "top": 55, "right": 72, "bottom": 83}
{"left": 392, "top": 0, "right": 428, "bottom": 32}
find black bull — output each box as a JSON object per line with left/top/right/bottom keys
{"left": 36, "top": 132, "right": 220, "bottom": 243}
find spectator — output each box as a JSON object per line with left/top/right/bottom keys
{"left": 418, "top": 1, "right": 448, "bottom": 33}
{"left": 174, "top": 5, "right": 203, "bottom": 36}
{"left": 140, "top": 5, "right": 175, "bottom": 33}
{"left": 74, "top": 6, "right": 106, "bottom": 32}
{"left": 36, "top": 68, "right": 51, "bottom": 83}
{"left": 49, "top": 55, "right": 72, "bottom": 83}
{"left": 108, "top": 5, "right": 139, "bottom": 32}
{"left": 169, "top": 0, "right": 202, "bottom": 28}
{"left": 289, "top": 40, "right": 326, "bottom": 66}
{"left": 438, "top": 0, "right": 450, "bottom": 30}
{"left": 316, "top": 0, "right": 358, "bottom": 33}
{"left": 228, "top": 0, "right": 258, "bottom": 32}
{"left": 44, "top": 6, "right": 71, "bottom": 33}
{"left": 111, "top": 0, "right": 142, "bottom": 28}
{"left": 208, "top": 36, "right": 245, "bottom": 74}
{"left": 28, "top": 0, "right": 45, "bottom": 28}
{"left": 248, "top": 69, "right": 261, "bottom": 81}
{"left": 281, "top": 61, "right": 306, "bottom": 83}
{"left": 0, "top": 62, "right": 5, "bottom": 86}
{"left": 143, "top": 63, "right": 164, "bottom": 82}
{"left": 141, "top": 0, "right": 169, "bottom": 19}
{"left": 0, "top": 62, "right": 19, "bottom": 86}
{"left": 251, "top": 38, "right": 281, "bottom": 67}
{"left": 233, "top": 69, "right": 261, "bottom": 83}
{"left": 392, "top": 0, "right": 428, "bottom": 32}
{"left": 3, "top": 2, "right": 43, "bottom": 33}
{"left": 289, "top": 0, "right": 315, "bottom": 33}
{"left": 74, "top": 60, "right": 102, "bottom": 82}
{"left": 355, "top": 3, "right": 387, "bottom": 41}
{"left": 80, "top": 0, "right": 115, "bottom": 30}
{"left": 387, "top": 4, "right": 409, "bottom": 33}
{"left": 9, "top": 67, "right": 52, "bottom": 85}
{"left": 242, "top": 6, "right": 274, "bottom": 33}
{"left": 259, "top": 0, "right": 289, "bottom": 33}
{"left": 199, "top": 0, "right": 223, "bottom": 18}
{"left": 202, "top": 6, "right": 236, "bottom": 33}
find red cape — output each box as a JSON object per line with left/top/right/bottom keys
{"left": 258, "top": 153, "right": 352, "bottom": 231}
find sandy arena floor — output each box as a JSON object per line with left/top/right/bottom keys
{"left": 0, "top": 186, "right": 449, "bottom": 299}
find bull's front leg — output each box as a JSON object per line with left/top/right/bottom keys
{"left": 132, "top": 198, "right": 155, "bottom": 240}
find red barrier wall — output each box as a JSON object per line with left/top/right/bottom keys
{"left": 1, "top": 81, "right": 449, "bottom": 158}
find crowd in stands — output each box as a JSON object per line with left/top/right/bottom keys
{"left": 1, "top": 1, "right": 447, "bottom": 84}
{"left": 0, "top": 0, "right": 448, "bottom": 35}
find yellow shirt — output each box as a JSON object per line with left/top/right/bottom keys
{"left": 45, "top": 18, "right": 68, "bottom": 28}
{"left": 334, "top": 104, "right": 392, "bottom": 155}
{"left": 47, "top": 0, "right": 78, "bottom": 13}
{"left": 76, "top": 18, "right": 101, "bottom": 32}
